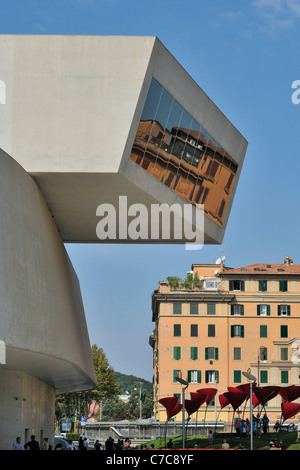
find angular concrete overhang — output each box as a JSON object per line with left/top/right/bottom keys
{"left": 0, "top": 35, "right": 248, "bottom": 245}
{"left": 0, "top": 148, "right": 97, "bottom": 393}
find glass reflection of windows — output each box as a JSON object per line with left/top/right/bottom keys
{"left": 130, "top": 77, "right": 238, "bottom": 227}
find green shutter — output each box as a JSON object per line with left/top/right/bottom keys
{"left": 173, "top": 347, "right": 181, "bottom": 360}
{"left": 287, "top": 305, "right": 291, "bottom": 316}
{"left": 197, "top": 370, "right": 201, "bottom": 383}
{"left": 205, "top": 347, "right": 209, "bottom": 360}
{"left": 231, "top": 305, "right": 234, "bottom": 315}
{"left": 281, "top": 371, "right": 289, "bottom": 384}
{"left": 190, "top": 303, "right": 198, "bottom": 315}
{"left": 187, "top": 370, "right": 191, "bottom": 383}
{"left": 191, "top": 347, "right": 198, "bottom": 360}
{"left": 267, "top": 305, "right": 270, "bottom": 316}
{"left": 215, "top": 371, "right": 219, "bottom": 383}
{"left": 241, "top": 325, "right": 244, "bottom": 338}
{"left": 259, "top": 280, "right": 267, "bottom": 292}
{"left": 257, "top": 305, "right": 260, "bottom": 316}
{"left": 279, "top": 280, "right": 288, "bottom": 292}
{"left": 229, "top": 280, "right": 233, "bottom": 291}
{"left": 207, "top": 304, "right": 216, "bottom": 315}
{"left": 260, "top": 325, "right": 268, "bottom": 338}
{"left": 173, "top": 303, "right": 182, "bottom": 315}
{"left": 173, "top": 370, "right": 181, "bottom": 382}
{"left": 240, "top": 305, "right": 244, "bottom": 315}
{"left": 234, "top": 370, "right": 241, "bottom": 383}
{"left": 278, "top": 305, "right": 281, "bottom": 316}
{"left": 260, "top": 370, "right": 268, "bottom": 384}
{"left": 205, "top": 371, "right": 209, "bottom": 383}
{"left": 231, "top": 325, "right": 234, "bottom": 337}
{"left": 215, "top": 348, "right": 219, "bottom": 360}
{"left": 240, "top": 281, "right": 245, "bottom": 291}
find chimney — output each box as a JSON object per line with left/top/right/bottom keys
{"left": 284, "top": 256, "right": 293, "bottom": 266}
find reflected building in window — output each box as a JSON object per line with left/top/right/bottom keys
{"left": 130, "top": 78, "right": 238, "bottom": 227}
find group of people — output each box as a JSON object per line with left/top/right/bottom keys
{"left": 94, "top": 437, "right": 153, "bottom": 450}
{"left": 234, "top": 413, "right": 269, "bottom": 437}
{"left": 12, "top": 435, "right": 64, "bottom": 450}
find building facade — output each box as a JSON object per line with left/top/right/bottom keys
{"left": 151, "top": 257, "right": 300, "bottom": 425}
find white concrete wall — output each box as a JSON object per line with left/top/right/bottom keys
{"left": 0, "top": 370, "right": 55, "bottom": 451}
{"left": 0, "top": 35, "right": 155, "bottom": 173}
{"left": 0, "top": 148, "right": 96, "bottom": 390}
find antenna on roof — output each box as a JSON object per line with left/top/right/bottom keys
{"left": 216, "top": 257, "right": 221, "bottom": 264}
{"left": 214, "top": 269, "right": 219, "bottom": 275}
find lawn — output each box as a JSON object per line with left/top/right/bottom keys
{"left": 137, "top": 431, "right": 300, "bottom": 450}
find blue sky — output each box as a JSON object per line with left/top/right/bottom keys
{"left": 2, "top": 0, "right": 300, "bottom": 381}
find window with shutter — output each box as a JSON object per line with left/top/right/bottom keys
{"left": 173, "top": 303, "right": 182, "bottom": 315}
{"left": 279, "top": 280, "right": 288, "bottom": 292}
{"left": 259, "top": 280, "right": 268, "bottom": 292}
{"left": 173, "top": 347, "right": 181, "bottom": 360}
{"left": 173, "top": 324, "right": 181, "bottom": 337}
{"left": 190, "top": 347, "right": 198, "bottom": 360}
{"left": 190, "top": 303, "right": 198, "bottom": 315}
{"left": 207, "top": 304, "right": 216, "bottom": 315}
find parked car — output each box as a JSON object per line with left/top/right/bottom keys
{"left": 54, "top": 436, "right": 74, "bottom": 450}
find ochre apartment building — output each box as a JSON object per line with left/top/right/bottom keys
{"left": 150, "top": 257, "right": 300, "bottom": 425}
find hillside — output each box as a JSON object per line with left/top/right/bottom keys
{"left": 115, "top": 372, "right": 153, "bottom": 398}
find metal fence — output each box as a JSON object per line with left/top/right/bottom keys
{"left": 83, "top": 420, "right": 226, "bottom": 443}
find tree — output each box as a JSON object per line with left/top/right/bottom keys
{"left": 92, "top": 345, "right": 120, "bottom": 402}
{"left": 55, "top": 345, "right": 120, "bottom": 422}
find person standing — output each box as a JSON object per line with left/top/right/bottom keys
{"left": 262, "top": 413, "right": 269, "bottom": 435}
{"left": 24, "top": 435, "right": 40, "bottom": 450}
{"left": 42, "top": 438, "right": 49, "bottom": 450}
{"left": 12, "top": 437, "right": 22, "bottom": 450}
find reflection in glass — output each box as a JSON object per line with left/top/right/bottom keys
{"left": 130, "top": 78, "right": 238, "bottom": 226}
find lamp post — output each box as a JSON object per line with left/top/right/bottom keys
{"left": 175, "top": 377, "right": 189, "bottom": 449}
{"left": 242, "top": 371, "right": 257, "bottom": 451}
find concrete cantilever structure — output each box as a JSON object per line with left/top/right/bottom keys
{"left": 0, "top": 149, "right": 97, "bottom": 450}
{"left": 0, "top": 35, "right": 247, "bottom": 244}
{"left": 0, "top": 35, "right": 247, "bottom": 449}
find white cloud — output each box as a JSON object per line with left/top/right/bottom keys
{"left": 252, "top": 0, "right": 300, "bottom": 32}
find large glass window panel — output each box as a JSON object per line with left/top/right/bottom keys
{"left": 130, "top": 77, "right": 238, "bottom": 227}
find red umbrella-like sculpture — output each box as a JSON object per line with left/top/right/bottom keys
{"left": 236, "top": 383, "right": 257, "bottom": 417}
{"left": 159, "top": 397, "right": 181, "bottom": 419}
{"left": 279, "top": 385, "right": 300, "bottom": 403}
{"left": 214, "top": 394, "right": 230, "bottom": 432}
{"left": 158, "top": 397, "right": 182, "bottom": 446}
{"left": 223, "top": 390, "right": 247, "bottom": 411}
{"left": 281, "top": 402, "right": 300, "bottom": 421}
{"left": 185, "top": 398, "right": 202, "bottom": 418}
{"left": 223, "top": 390, "right": 247, "bottom": 432}
{"left": 189, "top": 391, "right": 209, "bottom": 435}
{"left": 253, "top": 386, "right": 281, "bottom": 409}
{"left": 196, "top": 388, "right": 217, "bottom": 431}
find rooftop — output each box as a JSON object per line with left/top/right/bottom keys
{"left": 221, "top": 257, "right": 300, "bottom": 275}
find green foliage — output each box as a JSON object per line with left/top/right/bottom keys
{"left": 66, "top": 433, "right": 80, "bottom": 441}
{"left": 138, "top": 431, "right": 300, "bottom": 450}
{"left": 114, "top": 372, "right": 153, "bottom": 397}
{"left": 55, "top": 346, "right": 154, "bottom": 423}
{"left": 167, "top": 274, "right": 201, "bottom": 290}
{"left": 92, "top": 344, "right": 120, "bottom": 401}
{"left": 56, "top": 345, "right": 120, "bottom": 421}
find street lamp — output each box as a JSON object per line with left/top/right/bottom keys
{"left": 175, "top": 377, "right": 189, "bottom": 449}
{"left": 242, "top": 371, "right": 257, "bottom": 451}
